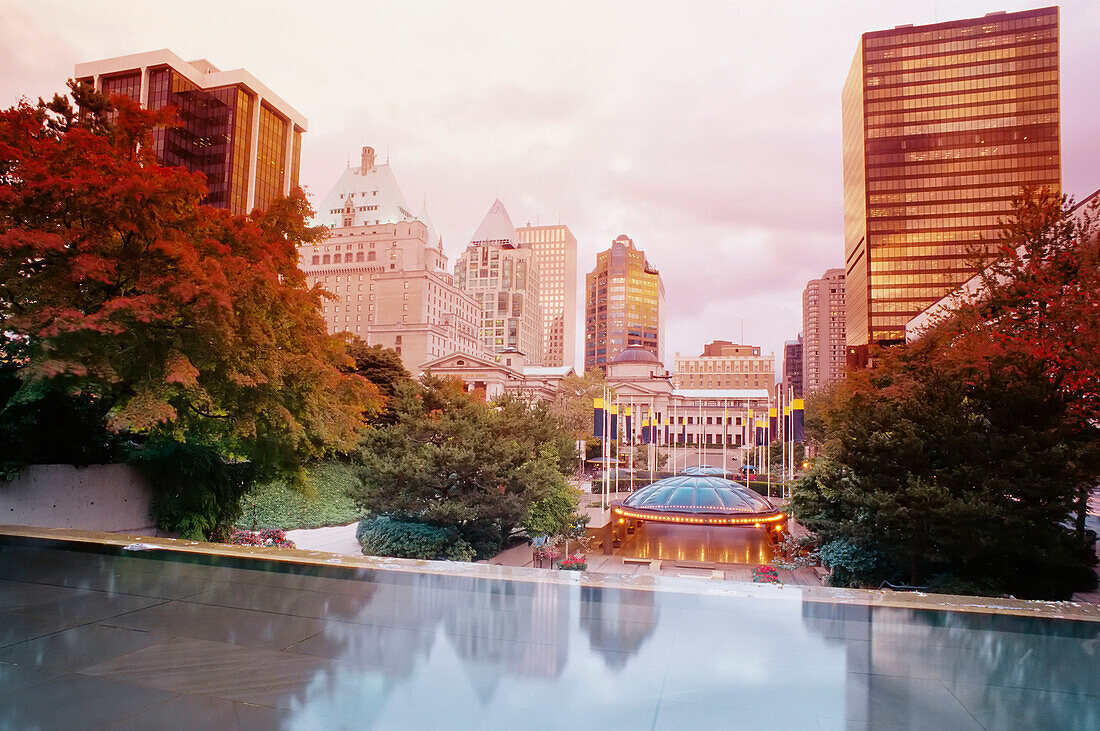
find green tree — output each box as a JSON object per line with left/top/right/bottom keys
{"left": 353, "top": 376, "right": 578, "bottom": 558}
{"left": 345, "top": 339, "right": 411, "bottom": 424}
{"left": 791, "top": 323, "right": 1098, "bottom": 599}
{"left": 0, "top": 83, "right": 381, "bottom": 536}
{"left": 551, "top": 368, "right": 612, "bottom": 439}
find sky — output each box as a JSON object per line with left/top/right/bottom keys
{"left": 3, "top": 0, "right": 1098, "bottom": 373}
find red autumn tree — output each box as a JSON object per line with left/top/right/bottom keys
{"left": 966, "top": 187, "right": 1100, "bottom": 532}
{"left": 0, "top": 83, "right": 382, "bottom": 534}
{"left": 974, "top": 187, "right": 1100, "bottom": 416}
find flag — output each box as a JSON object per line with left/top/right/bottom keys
{"left": 609, "top": 403, "right": 618, "bottom": 443}
{"left": 769, "top": 406, "right": 778, "bottom": 441}
{"left": 641, "top": 418, "right": 650, "bottom": 444}
{"left": 624, "top": 407, "right": 632, "bottom": 445}
{"left": 593, "top": 397, "right": 605, "bottom": 438}
{"left": 792, "top": 398, "right": 805, "bottom": 442}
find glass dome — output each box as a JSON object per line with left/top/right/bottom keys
{"left": 615, "top": 474, "right": 784, "bottom": 527}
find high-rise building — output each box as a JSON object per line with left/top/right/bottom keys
{"left": 75, "top": 50, "right": 306, "bottom": 216}
{"left": 842, "top": 7, "right": 1060, "bottom": 349}
{"left": 585, "top": 235, "right": 664, "bottom": 371}
{"left": 673, "top": 341, "right": 774, "bottom": 390}
{"left": 803, "top": 268, "right": 847, "bottom": 393}
{"left": 298, "top": 147, "right": 482, "bottom": 369}
{"left": 516, "top": 224, "right": 577, "bottom": 370}
{"left": 455, "top": 200, "right": 543, "bottom": 362}
{"left": 783, "top": 336, "right": 804, "bottom": 397}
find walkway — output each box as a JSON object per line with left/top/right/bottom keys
{"left": 285, "top": 522, "right": 360, "bottom": 555}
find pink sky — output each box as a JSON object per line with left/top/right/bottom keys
{"left": 3, "top": 1, "right": 1098, "bottom": 372}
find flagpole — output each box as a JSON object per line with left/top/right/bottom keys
{"left": 629, "top": 398, "right": 635, "bottom": 493}
{"left": 642, "top": 400, "right": 651, "bottom": 483}
{"left": 722, "top": 398, "right": 728, "bottom": 476}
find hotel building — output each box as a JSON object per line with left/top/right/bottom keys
{"left": 842, "top": 7, "right": 1060, "bottom": 349}
{"left": 516, "top": 224, "right": 578, "bottom": 370}
{"left": 298, "top": 147, "right": 482, "bottom": 369}
{"left": 455, "top": 200, "right": 543, "bottom": 362}
{"left": 585, "top": 235, "right": 665, "bottom": 371}
{"left": 75, "top": 50, "right": 306, "bottom": 215}
{"left": 672, "top": 341, "right": 774, "bottom": 391}
{"left": 802, "top": 269, "right": 847, "bottom": 392}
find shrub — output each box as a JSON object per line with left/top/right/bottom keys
{"left": 237, "top": 460, "right": 363, "bottom": 530}
{"left": 227, "top": 528, "right": 295, "bottom": 549}
{"left": 356, "top": 516, "right": 475, "bottom": 562}
{"left": 558, "top": 555, "right": 587, "bottom": 571}
{"left": 818, "top": 539, "right": 896, "bottom": 588}
{"left": 752, "top": 565, "right": 780, "bottom": 584}
{"left": 131, "top": 439, "right": 256, "bottom": 540}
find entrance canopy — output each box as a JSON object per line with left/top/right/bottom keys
{"left": 613, "top": 475, "right": 786, "bottom": 528}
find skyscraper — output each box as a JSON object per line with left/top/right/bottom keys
{"left": 298, "top": 146, "right": 482, "bottom": 369}
{"left": 455, "top": 200, "right": 543, "bottom": 362}
{"left": 75, "top": 50, "right": 306, "bottom": 215}
{"left": 516, "top": 224, "right": 578, "bottom": 370}
{"left": 585, "top": 235, "right": 664, "bottom": 371}
{"left": 803, "top": 268, "right": 847, "bottom": 393}
{"left": 842, "top": 7, "right": 1060, "bottom": 350}
{"left": 783, "top": 336, "right": 804, "bottom": 398}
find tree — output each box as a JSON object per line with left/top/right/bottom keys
{"left": 353, "top": 375, "right": 578, "bottom": 558}
{"left": 966, "top": 187, "right": 1100, "bottom": 533}
{"left": 345, "top": 339, "right": 411, "bottom": 398}
{"left": 791, "top": 322, "right": 1098, "bottom": 599}
{"left": 0, "top": 83, "right": 382, "bottom": 535}
{"left": 551, "top": 367, "right": 612, "bottom": 439}
{"left": 345, "top": 339, "right": 411, "bottom": 424}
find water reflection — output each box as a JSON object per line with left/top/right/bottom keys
{"left": 1, "top": 540, "right": 1097, "bottom": 729}
{"left": 802, "top": 600, "right": 1100, "bottom": 729}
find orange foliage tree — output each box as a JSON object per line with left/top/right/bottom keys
{"left": 0, "top": 83, "right": 381, "bottom": 534}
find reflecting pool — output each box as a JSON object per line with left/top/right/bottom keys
{"left": 0, "top": 537, "right": 1096, "bottom": 729}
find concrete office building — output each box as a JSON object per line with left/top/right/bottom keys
{"left": 455, "top": 200, "right": 543, "bottom": 362}
{"left": 516, "top": 224, "right": 578, "bottom": 370}
{"left": 298, "top": 147, "right": 482, "bottom": 369}
{"left": 75, "top": 50, "right": 306, "bottom": 215}
{"left": 842, "top": 7, "right": 1060, "bottom": 351}
{"left": 803, "top": 269, "right": 847, "bottom": 393}
{"left": 673, "top": 341, "right": 774, "bottom": 391}
{"left": 585, "top": 235, "right": 665, "bottom": 371}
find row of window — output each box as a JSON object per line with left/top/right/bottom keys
{"left": 864, "top": 38, "right": 1056, "bottom": 76}
{"left": 867, "top": 140, "right": 1057, "bottom": 166}
{"left": 867, "top": 166, "right": 1057, "bottom": 192}
{"left": 865, "top": 27, "right": 1055, "bottom": 62}
{"left": 864, "top": 13, "right": 1054, "bottom": 50}
{"left": 866, "top": 59, "right": 1056, "bottom": 91}
{"left": 865, "top": 84, "right": 1056, "bottom": 114}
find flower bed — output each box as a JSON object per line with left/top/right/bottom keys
{"left": 752, "top": 564, "right": 780, "bottom": 584}
{"left": 559, "top": 555, "right": 587, "bottom": 571}
{"left": 228, "top": 528, "right": 296, "bottom": 549}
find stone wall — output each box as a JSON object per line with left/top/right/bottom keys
{"left": 0, "top": 464, "right": 157, "bottom": 534}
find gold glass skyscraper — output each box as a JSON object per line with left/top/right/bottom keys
{"left": 842, "top": 7, "right": 1060, "bottom": 347}
{"left": 585, "top": 235, "right": 664, "bottom": 371}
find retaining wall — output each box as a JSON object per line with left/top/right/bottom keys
{"left": 0, "top": 464, "right": 157, "bottom": 534}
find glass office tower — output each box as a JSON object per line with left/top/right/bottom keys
{"left": 76, "top": 51, "right": 306, "bottom": 216}
{"left": 843, "top": 7, "right": 1060, "bottom": 348}
{"left": 585, "top": 235, "right": 665, "bottom": 371}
